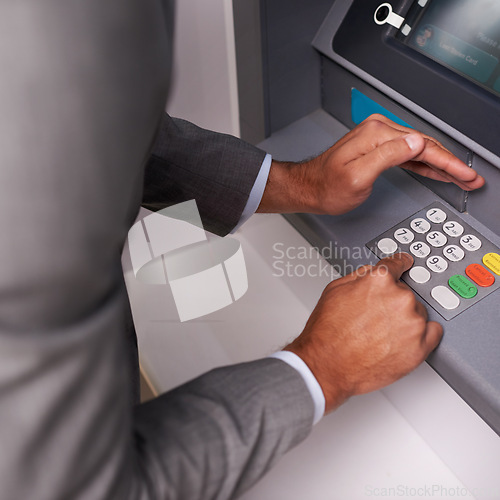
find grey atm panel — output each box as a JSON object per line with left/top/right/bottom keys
{"left": 261, "top": 0, "right": 500, "bottom": 435}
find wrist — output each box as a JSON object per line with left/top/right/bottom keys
{"left": 284, "top": 340, "right": 353, "bottom": 413}
{"left": 257, "top": 159, "right": 322, "bottom": 214}
{"left": 269, "top": 351, "right": 325, "bottom": 424}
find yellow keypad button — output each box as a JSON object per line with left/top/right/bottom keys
{"left": 483, "top": 252, "right": 500, "bottom": 276}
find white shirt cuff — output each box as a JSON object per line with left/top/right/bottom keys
{"left": 269, "top": 350, "right": 325, "bottom": 425}
{"left": 231, "top": 153, "right": 272, "bottom": 233}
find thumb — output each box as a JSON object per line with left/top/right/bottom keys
{"left": 402, "top": 134, "right": 426, "bottom": 155}
{"left": 359, "top": 133, "right": 426, "bottom": 183}
{"left": 422, "top": 321, "right": 444, "bottom": 355}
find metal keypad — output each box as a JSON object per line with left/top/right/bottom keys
{"left": 366, "top": 202, "right": 500, "bottom": 320}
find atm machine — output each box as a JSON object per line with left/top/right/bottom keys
{"left": 237, "top": 0, "right": 500, "bottom": 437}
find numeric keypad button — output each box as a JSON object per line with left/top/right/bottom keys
{"left": 409, "top": 266, "right": 431, "bottom": 284}
{"left": 460, "top": 234, "right": 482, "bottom": 252}
{"left": 409, "top": 241, "right": 431, "bottom": 258}
{"left": 426, "top": 208, "right": 447, "bottom": 223}
{"left": 410, "top": 218, "right": 431, "bottom": 234}
{"left": 443, "top": 244, "right": 465, "bottom": 262}
{"left": 431, "top": 286, "right": 460, "bottom": 310}
{"left": 427, "top": 255, "right": 448, "bottom": 273}
{"left": 442, "top": 221, "right": 464, "bottom": 237}
{"left": 426, "top": 231, "right": 447, "bottom": 248}
{"left": 377, "top": 237, "right": 398, "bottom": 255}
{"left": 394, "top": 228, "right": 414, "bottom": 244}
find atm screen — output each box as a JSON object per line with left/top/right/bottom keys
{"left": 402, "top": 0, "right": 500, "bottom": 96}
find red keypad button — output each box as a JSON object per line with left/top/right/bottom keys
{"left": 465, "top": 263, "right": 495, "bottom": 288}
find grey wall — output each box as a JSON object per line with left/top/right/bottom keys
{"left": 167, "top": 0, "right": 240, "bottom": 135}
{"left": 234, "top": 0, "right": 333, "bottom": 143}
{"left": 233, "top": 0, "right": 266, "bottom": 144}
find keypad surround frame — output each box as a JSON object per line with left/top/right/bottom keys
{"left": 366, "top": 203, "right": 500, "bottom": 320}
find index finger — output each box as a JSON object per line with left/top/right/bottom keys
{"left": 402, "top": 138, "right": 485, "bottom": 190}
{"left": 375, "top": 252, "right": 414, "bottom": 281}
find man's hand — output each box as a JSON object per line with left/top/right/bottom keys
{"left": 284, "top": 253, "right": 443, "bottom": 413}
{"left": 258, "top": 114, "right": 485, "bottom": 215}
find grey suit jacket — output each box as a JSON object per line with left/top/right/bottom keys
{"left": 0, "top": 1, "right": 314, "bottom": 499}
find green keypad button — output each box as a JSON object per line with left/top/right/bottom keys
{"left": 448, "top": 275, "right": 478, "bottom": 299}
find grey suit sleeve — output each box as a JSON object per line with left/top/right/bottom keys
{"left": 133, "top": 359, "right": 314, "bottom": 499}
{"left": 142, "top": 114, "right": 268, "bottom": 235}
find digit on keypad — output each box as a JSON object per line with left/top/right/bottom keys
{"left": 410, "top": 241, "right": 431, "bottom": 258}
{"left": 443, "top": 221, "right": 464, "bottom": 237}
{"left": 460, "top": 234, "right": 482, "bottom": 252}
{"left": 443, "top": 244, "right": 465, "bottom": 262}
{"left": 426, "top": 255, "right": 448, "bottom": 273}
{"left": 426, "top": 231, "right": 447, "bottom": 248}
{"left": 410, "top": 218, "right": 431, "bottom": 234}
{"left": 394, "top": 228, "right": 414, "bottom": 244}
{"left": 426, "top": 208, "right": 447, "bottom": 223}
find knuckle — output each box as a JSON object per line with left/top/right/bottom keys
{"left": 341, "top": 168, "right": 372, "bottom": 198}
{"left": 363, "top": 117, "right": 385, "bottom": 134}
{"left": 345, "top": 170, "right": 364, "bottom": 191}
{"left": 363, "top": 113, "right": 386, "bottom": 125}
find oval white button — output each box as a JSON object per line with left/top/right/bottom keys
{"left": 460, "top": 234, "right": 482, "bottom": 251}
{"left": 443, "top": 244, "right": 465, "bottom": 262}
{"left": 377, "top": 237, "right": 398, "bottom": 255}
{"left": 431, "top": 286, "right": 460, "bottom": 310}
{"left": 427, "top": 255, "right": 448, "bottom": 273}
{"left": 442, "top": 221, "right": 464, "bottom": 237}
{"left": 409, "top": 241, "right": 431, "bottom": 258}
{"left": 410, "top": 218, "right": 431, "bottom": 234}
{"left": 426, "top": 208, "right": 447, "bottom": 223}
{"left": 409, "top": 266, "right": 431, "bottom": 284}
{"left": 394, "top": 228, "right": 414, "bottom": 244}
{"left": 426, "top": 231, "right": 448, "bottom": 248}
